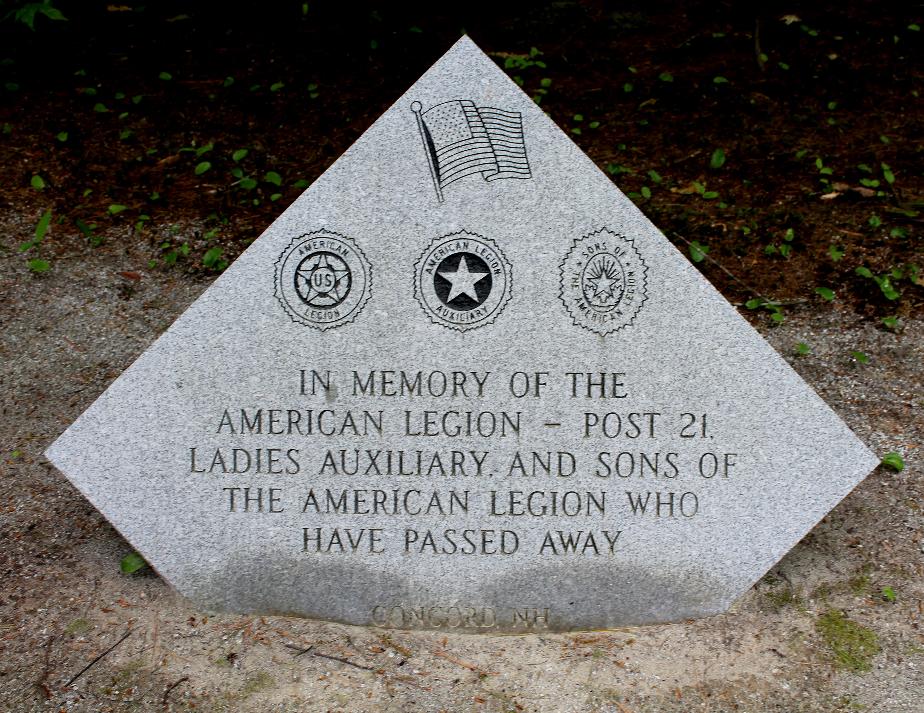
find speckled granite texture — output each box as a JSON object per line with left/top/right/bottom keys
{"left": 45, "top": 37, "right": 879, "bottom": 632}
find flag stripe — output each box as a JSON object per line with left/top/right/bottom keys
{"left": 437, "top": 140, "right": 494, "bottom": 160}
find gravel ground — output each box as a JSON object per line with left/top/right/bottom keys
{"left": 1, "top": 211, "right": 922, "bottom": 712}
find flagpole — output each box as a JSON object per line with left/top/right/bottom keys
{"left": 411, "top": 101, "right": 444, "bottom": 204}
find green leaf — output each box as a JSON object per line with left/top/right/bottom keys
{"left": 264, "top": 171, "right": 282, "bottom": 186}
{"left": 795, "top": 342, "right": 811, "bottom": 356}
{"left": 828, "top": 245, "right": 844, "bottom": 261}
{"left": 688, "top": 241, "right": 709, "bottom": 263}
{"left": 108, "top": 204, "right": 128, "bottom": 215}
{"left": 93, "top": 103, "right": 108, "bottom": 113}
{"left": 640, "top": 186, "right": 651, "bottom": 199}
{"left": 270, "top": 81, "right": 284, "bottom": 92}
{"left": 202, "top": 246, "right": 223, "bottom": 269}
{"left": 647, "top": 169, "right": 662, "bottom": 184}
{"left": 232, "top": 148, "right": 248, "bottom": 162}
{"left": 880, "top": 452, "right": 904, "bottom": 472}
{"left": 855, "top": 266, "right": 873, "bottom": 278}
{"left": 745, "top": 298, "right": 763, "bottom": 309}
{"left": 56, "top": 131, "right": 68, "bottom": 142}
{"left": 814, "top": 287, "right": 835, "bottom": 301}
{"left": 223, "top": 76, "right": 235, "bottom": 88}
{"left": 712, "top": 76, "right": 729, "bottom": 84}
{"left": 194, "top": 161, "right": 212, "bottom": 175}
{"left": 158, "top": 71, "right": 173, "bottom": 81}
{"left": 623, "top": 82, "right": 633, "bottom": 93}
{"left": 292, "top": 179, "right": 310, "bottom": 189}
{"left": 881, "top": 316, "right": 899, "bottom": 330}
{"left": 778, "top": 243, "right": 792, "bottom": 258}
{"left": 30, "top": 174, "right": 45, "bottom": 190}
{"left": 35, "top": 209, "right": 52, "bottom": 241}
{"left": 120, "top": 551, "right": 148, "bottom": 574}
{"left": 239, "top": 177, "right": 258, "bottom": 190}
{"left": 27, "top": 258, "right": 50, "bottom": 273}
{"left": 881, "top": 163, "right": 895, "bottom": 185}
{"left": 195, "top": 143, "right": 214, "bottom": 158}
{"left": 851, "top": 350, "right": 870, "bottom": 364}
{"left": 270, "top": 193, "right": 282, "bottom": 202}
{"left": 868, "top": 214, "right": 882, "bottom": 228}
{"left": 658, "top": 72, "right": 673, "bottom": 82}
{"left": 709, "top": 148, "right": 726, "bottom": 169}
{"left": 881, "top": 586, "right": 896, "bottom": 602}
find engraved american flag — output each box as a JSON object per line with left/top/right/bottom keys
{"left": 413, "top": 99, "right": 531, "bottom": 200}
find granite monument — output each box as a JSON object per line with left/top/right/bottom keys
{"left": 45, "top": 37, "right": 880, "bottom": 632}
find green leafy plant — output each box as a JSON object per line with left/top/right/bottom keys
{"left": 881, "top": 316, "right": 900, "bottom": 331}
{"left": 745, "top": 297, "right": 785, "bottom": 324}
{"left": 851, "top": 350, "right": 870, "bottom": 364}
{"left": 880, "top": 452, "right": 904, "bottom": 471}
{"left": 75, "top": 218, "right": 101, "bottom": 246}
{"left": 691, "top": 181, "right": 718, "bottom": 200}
{"left": 7, "top": 0, "right": 67, "bottom": 30}
{"left": 795, "top": 342, "right": 811, "bottom": 356}
{"left": 881, "top": 586, "right": 896, "bottom": 602}
{"left": 20, "top": 209, "right": 52, "bottom": 272}
{"left": 688, "top": 241, "right": 709, "bottom": 263}
{"left": 853, "top": 264, "right": 921, "bottom": 301}
{"left": 814, "top": 287, "right": 835, "bottom": 301}
{"left": 30, "top": 174, "right": 45, "bottom": 189}
{"left": 202, "top": 246, "right": 228, "bottom": 271}
{"left": 120, "top": 551, "right": 148, "bottom": 574}
{"left": 709, "top": 148, "right": 726, "bottom": 169}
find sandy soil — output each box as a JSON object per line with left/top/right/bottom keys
{"left": 1, "top": 212, "right": 922, "bottom": 712}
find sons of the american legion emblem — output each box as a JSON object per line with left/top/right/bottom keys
{"left": 560, "top": 228, "right": 647, "bottom": 336}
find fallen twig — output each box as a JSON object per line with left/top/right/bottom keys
{"left": 312, "top": 651, "right": 374, "bottom": 671}
{"left": 162, "top": 675, "right": 189, "bottom": 706}
{"left": 66, "top": 629, "right": 133, "bottom": 686}
{"left": 433, "top": 649, "right": 496, "bottom": 675}
{"left": 285, "top": 643, "right": 314, "bottom": 657}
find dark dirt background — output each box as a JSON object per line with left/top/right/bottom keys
{"left": 1, "top": 1, "right": 923, "bottom": 711}
{"left": 1, "top": 0, "right": 922, "bottom": 317}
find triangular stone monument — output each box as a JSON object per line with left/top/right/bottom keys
{"left": 46, "top": 37, "right": 879, "bottom": 631}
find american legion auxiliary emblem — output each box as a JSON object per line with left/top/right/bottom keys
{"left": 274, "top": 230, "right": 372, "bottom": 330}
{"left": 560, "top": 227, "right": 648, "bottom": 335}
{"left": 414, "top": 230, "right": 512, "bottom": 331}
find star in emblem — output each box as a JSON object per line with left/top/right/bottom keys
{"left": 587, "top": 272, "right": 617, "bottom": 301}
{"left": 438, "top": 255, "right": 489, "bottom": 303}
{"left": 296, "top": 253, "right": 351, "bottom": 306}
